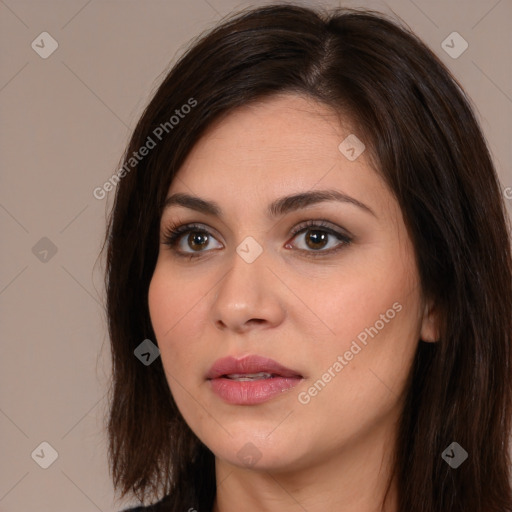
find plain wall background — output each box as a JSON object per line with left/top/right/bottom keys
{"left": 1, "top": 0, "right": 511, "bottom": 510}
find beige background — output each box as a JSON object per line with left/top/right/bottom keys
{"left": 0, "top": 0, "right": 510, "bottom": 510}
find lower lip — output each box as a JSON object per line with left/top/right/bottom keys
{"left": 208, "top": 376, "right": 302, "bottom": 405}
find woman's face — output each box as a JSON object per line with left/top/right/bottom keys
{"left": 148, "top": 93, "right": 436, "bottom": 473}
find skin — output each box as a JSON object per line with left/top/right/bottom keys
{"left": 148, "top": 93, "right": 439, "bottom": 512}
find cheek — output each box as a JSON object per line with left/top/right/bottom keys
{"left": 148, "top": 262, "right": 202, "bottom": 335}
{"left": 297, "top": 298, "right": 420, "bottom": 445}
{"left": 148, "top": 266, "right": 201, "bottom": 369}
{"left": 302, "top": 263, "right": 416, "bottom": 356}
{"left": 148, "top": 268, "right": 172, "bottom": 340}
{"left": 148, "top": 266, "right": 217, "bottom": 442}
{"left": 299, "top": 252, "right": 422, "bottom": 405}
{"left": 148, "top": 261, "right": 225, "bottom": 408}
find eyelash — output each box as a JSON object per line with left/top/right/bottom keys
{"left": 161, "top": 219, "right": 352, "bottom": 261}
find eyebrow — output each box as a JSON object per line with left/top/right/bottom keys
{"left": 162, "top": 189, "right": 376, "bottom": 218}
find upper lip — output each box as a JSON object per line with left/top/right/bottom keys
{"left": 206, "top": 354, "right": 303, "bottom": 379}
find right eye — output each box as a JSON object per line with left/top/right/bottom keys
{"left": 162, "top": 222, "right": 223, "bottom": 258}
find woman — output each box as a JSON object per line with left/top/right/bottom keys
{"left": 103, "top": 3, "right": 512, "bottom": 512}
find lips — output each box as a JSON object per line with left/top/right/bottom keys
{"left": 206, "top": 354, "right": 304, "bottom": 405}
{"left": 206, "top": 354, "right": 303, "bottom": 380}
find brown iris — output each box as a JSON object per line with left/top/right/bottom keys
{"left": 188, "top": 232, "right": 209, "bottom": 251}
{"left": 305, "top": 229, "right": 328, "bottom": 250}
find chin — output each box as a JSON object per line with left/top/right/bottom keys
{"left": 207, "top": 431, "right": 309, "bottom": 472}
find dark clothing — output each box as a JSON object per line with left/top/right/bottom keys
{"left": 121, "top": 494, "right": 174, "bottom": 511}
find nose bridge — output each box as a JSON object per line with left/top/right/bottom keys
{"left": 212, "top": 240, "right": 281, "bottom": 329}
{"left": 215, "top": 240, "right": 267, "bottom": 305}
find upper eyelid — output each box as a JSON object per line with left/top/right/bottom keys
{"left": 162, "top": 220, "right": 352, "bottom": 245}
{"left": 162, "top": 219, "right": 348, "bottom": 235}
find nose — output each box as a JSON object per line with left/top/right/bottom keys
{"left": 210, "top": 247, "right": 286, "bottom": 334}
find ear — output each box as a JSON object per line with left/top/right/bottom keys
{"left": 420, "top": 298, "right": 440, "bottom": 343}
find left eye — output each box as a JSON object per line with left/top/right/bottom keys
{"left": 290, "top": 226, "right": 350, "bottom": 253}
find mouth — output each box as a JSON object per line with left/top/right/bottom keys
{"left": 206, "top": 354, "right": 304, "bottom": 405}
{"left": 221, "top": 372, "right": 281, "bottom": 381}
{"left": 206, "top": 354, "right": 303, "bottom": 380}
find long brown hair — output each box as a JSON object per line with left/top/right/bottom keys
{"left": 103, "top": 4, "right": 512, "bottom": 511}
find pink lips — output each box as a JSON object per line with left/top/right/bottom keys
{"left": 206, "top": 354, "right": 303, "bottom": 405}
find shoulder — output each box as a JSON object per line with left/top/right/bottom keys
{"left": 121, "top": 494, "right": 173, "bottom": 511}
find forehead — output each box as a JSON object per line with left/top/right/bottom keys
{"left": 184, "top": 94, "right": 349, "bottom": 167}
{"left": 165, "top": 93, "right": 391, "bottom": 220}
